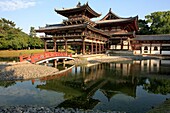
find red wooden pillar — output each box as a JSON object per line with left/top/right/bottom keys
{"left": 19, "top": 56, "right": 23, "bottom": 62}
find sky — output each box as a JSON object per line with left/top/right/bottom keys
{"left": 0, "top": 0, "right": 170, "bottom": 34}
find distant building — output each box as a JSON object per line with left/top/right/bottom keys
{"left": 36, "top": 2, "right": 138, "bottom": 54}
{"left": 131, "top": 34, "right": 170, "bottom": 56}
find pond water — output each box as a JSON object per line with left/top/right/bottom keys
{"left": 0, "top": 59, "right": 170, "bottom": 113}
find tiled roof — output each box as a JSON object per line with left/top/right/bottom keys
{"left": 134, "top": 35, "right": 170, "bottom": 41}
{"left": 95, "top": 18, "right": 132, "bottom": 24}
{"left": 36, "top": 24, "right": 86, "bottom": 32}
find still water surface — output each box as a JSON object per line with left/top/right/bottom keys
{"left": 0, "top": 59, "right": 170, "bottom": 113}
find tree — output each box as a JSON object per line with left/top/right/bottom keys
{"left": 29, "top": 26, "right": 36, "bottom": 37}
{"left": 28, "top": 37, "right": 44, "bottom": 49}
{"left": 137, "top": 19, "right": 150, "bottom": 35}
{"left": 145, "top": 11, "right": 170, "bottom": 34}
{"left": 0, "top": 18, "right": 43, "bottom": 50}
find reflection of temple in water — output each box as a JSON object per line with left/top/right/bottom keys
{"left": 109, "top": 59, "right": 170, "bottom": 76}
{"left": 37, "top": 59, "right": 170, "bottom": 109}
{"left": 37, "top": 60, "right": 170, "bottom": 109}
{"left": 37, "top": 63, "right": 138, "bottom": 109}
{"left": 132, "top": 59, "right": 170, "bottom": 75}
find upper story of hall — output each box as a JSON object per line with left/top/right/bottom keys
{"left": 55, "top": 2, "right": 100, "bottom": 26}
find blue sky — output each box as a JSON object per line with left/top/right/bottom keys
{"left": 0, "top": 0, "right": 170, "bottom": 34}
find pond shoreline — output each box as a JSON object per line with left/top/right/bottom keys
{"left": 0, "top": 55, "right": 159, "bottom": 81}
{"left": 65, "top": 54, "right": 158, "bottom": 66}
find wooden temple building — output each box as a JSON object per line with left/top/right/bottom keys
{"left": 36, "top": 2, "right": 138, "bottom": 54}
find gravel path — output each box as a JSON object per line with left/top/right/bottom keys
{"left": 66, "top": 55, "right": 132, "bottom": 66}
{"left": 0, "top": 62, "right": 59, "bottom": 81}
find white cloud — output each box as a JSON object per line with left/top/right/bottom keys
{"left": 0, "top": 0, "right": 36, "bottom": 11}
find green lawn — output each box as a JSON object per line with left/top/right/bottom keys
{"left": 0, "top": 49, "right": 45, "bottom": 57}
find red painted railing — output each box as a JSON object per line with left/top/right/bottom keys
{"left": 19, "top": 52, "right": 72, "bottom": 64}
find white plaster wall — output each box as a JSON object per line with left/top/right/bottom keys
{"left": 162, "top": 51, "right": 170, "bottom": 55}
{"left": 133, "top": 50, "right": 141, "bottom": 55}
{"left": 110, "top": 45, "right": 114, "bottom": 49}
{"left": 123, "top": 46, "right": 128, "bottom": 49}
{"left": 116, "top": 45, "right": 121, "bottom": 49}
{"left": 162, "top": 44, "right": 170, "bottom": 46}
{"left": 151, "top": 51, "right": 160, "bottom": 54}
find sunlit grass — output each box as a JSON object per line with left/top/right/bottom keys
{"left": 0, "top": 49, "right": 45, "bottom": 57}
{"left": 0, "top": 49, "right": 75, "bottom": 57}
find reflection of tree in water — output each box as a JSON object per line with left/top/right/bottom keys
{"left": 57, "top": 96, "right": 100, "bottom": 109}
{"left": 0, "top": 81, "right": 16, "bottom": 88}
{"left": 100, "top": 77, "right": 137, "bottom": 100}
{"left": 37, "top": 75, "right": 105, "bottom": 109}
{"left": 140, "top": 77, "right": 170, "bottom": 95}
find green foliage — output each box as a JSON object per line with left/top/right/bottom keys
{"left": 28, "top": 36, "right": 44, "bottom": 49}
{"left": 145, "top": 11, "right": 170, "bottom": 34}
{"left": 137, "top": 19, "right": 150, "bottom": 35}
{"left": 29, "top": 26, "right": 36, "bottom": 37}
{"left": 0, "top": 18, "right": 44, "bottom": 50}
{"left": 143, "top": 78, "right": 170, "bottom": 95}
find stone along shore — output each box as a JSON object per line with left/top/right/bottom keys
{"left": 0, "top": 106, "right": 126, "bottom": 113}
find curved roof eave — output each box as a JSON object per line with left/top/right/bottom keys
{"left": 100, "top": 8, "right": 138, "bottom": 21}
{"left": 100, "top": 8, "right": 124, "bottom": 21}
{"left": 54, "top": 3, "right": 101, "bottom": 18}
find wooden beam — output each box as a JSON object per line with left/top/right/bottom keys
{"left": 82, "top": 37, "right": 85, "bottom": 55}
{"left": 91, "top": 41, "right": 93, "bottom": 54}
{"left": 64, "top": 38, "right": 67, "bottom": 53}
{"left": 44, "top": 40, "right": 47, "bottom": 52}
{"left": 96, "top": 40, "right": 98, "bottom": 54}
{"left": 53, "top": 38, "right": 56, "bottom": 52}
